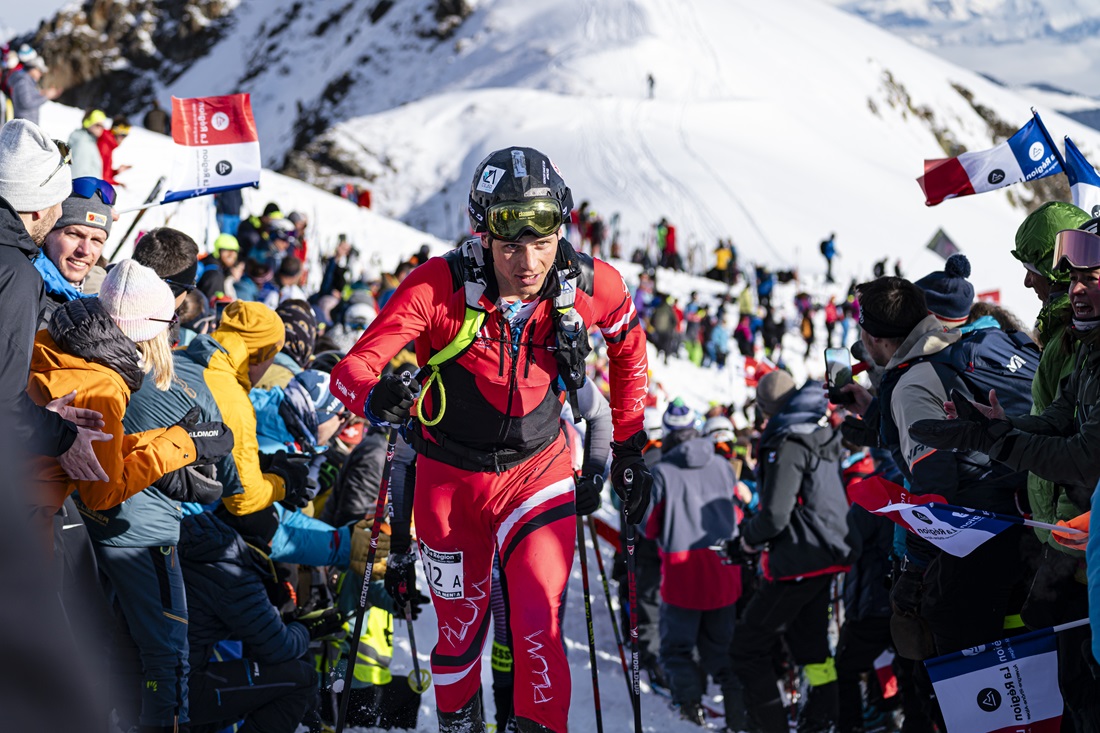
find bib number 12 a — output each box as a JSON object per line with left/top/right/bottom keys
{"left": 419, "top": 542, "right": 464, "bottom": 600}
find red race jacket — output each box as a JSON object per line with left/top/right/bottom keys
{"left": 331, "top": 240, "right": 648, "bottom": 468}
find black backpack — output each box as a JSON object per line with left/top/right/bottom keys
{"left": 879, "top": 326, "right": 1039, "bottom": 448}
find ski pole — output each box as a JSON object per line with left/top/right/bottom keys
{"left": 622, "top": 469, "right": 643, "bottom": 733}
{"left": 587, "top": 516, "right": 633, "bottom": 702}
{"left": 404, "top": 603, "right": 432, "bottom": 694}
{"left": 107, "top": 176, "right": 165, "bottom": 262}
{"left": 577, "top": 513, "right": 604, "bottom": 733}
{"left": 334, "top": 422, "right": 401, "bottom": 733}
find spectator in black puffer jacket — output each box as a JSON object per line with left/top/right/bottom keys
{"left": 732, "top": 371, "right": 851, "bottom": 733}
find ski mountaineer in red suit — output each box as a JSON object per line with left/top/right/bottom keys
{"left": 330, "top": 146, "right": 653, "bottom": 733}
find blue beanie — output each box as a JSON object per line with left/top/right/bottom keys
{"left": 914, "top": 254, "right": 974, "bottom": 325}
{"left": 662, "top": 398, "right": 696, "bottom": 433}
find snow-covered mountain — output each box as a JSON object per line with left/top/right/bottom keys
{"left": 823, "top": 0, "right": 1100, "bottom": 98}
{"left": 22, "top": 0, "right": 1100, "bottom": 324}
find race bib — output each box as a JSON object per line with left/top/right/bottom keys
{"left": 420, "top": 542, "right": 464, "bottom": 600}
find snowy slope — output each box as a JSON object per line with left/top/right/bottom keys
{"left": 34, "top": 104, "right": 448, "bottom": 283}
{"left": 30, "top": 0, "right": 1100, "bottom": 323}
{"left": 299, "top": 0, "right": 1100, "bottom": 324}
{"left": 822, "top": 0, "right": 1100, "bottom": 98}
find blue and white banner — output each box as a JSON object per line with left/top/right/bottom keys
{"left": 1064, "top": 136, "right": 1100, "bottom": 219}
{"left": 925, "top": 620, "right": 1087, "bottom": 733}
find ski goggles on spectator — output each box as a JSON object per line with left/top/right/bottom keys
{"left": 485, "top": 199, "right": 562, "bottom": 241}
{"left": 39, "top": 140, "right": 72, "bottom": 188}
{"left": 71, "top": 177, "right": 117, "bottom": 206}
{"left": 1053, "top": 229, "right": 1100, "bottom": 270}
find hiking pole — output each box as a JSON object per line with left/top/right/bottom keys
{"left": 404, "top": 602, "right": 432, "bottom": 693}
{"left": 577, "top": 513, "right": 604, "bottom": 733}
{"left": 334, "top": 422, "right": 401, "bottom": 733}
{"left": 587, "top": 516, "right": 633, "bottom": 702}
{"left": 622, "top": 468, "right": 643, "bottom": 733}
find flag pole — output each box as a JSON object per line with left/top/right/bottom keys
{"left": 923, "top": 502, "right": 1085, "bottom": 535}
{"left": 1032, "top": 107, "right": 1067, "bottom": 171}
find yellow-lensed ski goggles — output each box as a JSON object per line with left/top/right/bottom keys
{"left": 486, "top": 198, "right": 563, "bottom": 241}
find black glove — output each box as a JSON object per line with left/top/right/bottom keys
{"left": 890, "top": 567, "right": 925, "bottom": 617}
{"left": 384, "top": 551, "right": 420, "bottom": 617}
{"left": 711, "top": 538, "right": 745, "bottom": 565}
{"left": 152, "top": 465, "right": 223, "bottom": 504}
{"left": 262, "top": 451, "right": 313, "bottom": 508}
{"left": 840, "top": 415, "right": 880, "bottom": 448}
{"left": 368, "top": 373, "right": 416, "bottom": 425}
{"left": 610, "top": 431, "right": 653, "bottom": 523}
{"left": 574, "top": 473, "right": 603, "bottom": 516}
{"left": 908, "top": 416, "right": 1014, "bottom": 457}
{"left": 297, "top": 607, "right": 346, "bottom": 641}
{"left": 175, "top": 406, "right": 234, "bottom": 465}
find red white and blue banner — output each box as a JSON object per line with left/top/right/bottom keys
{"left": 925, "top": 620, "right": 1087, "bottom": 733}
{"left": 917, "top": 113, "right": 1062, "bottom": 206}
{"left": 162, "top": 94, "right": 261, "bottom": 204}
{"left": 847, "top": 477, "right": 1082, "bottom": 557}
{"left": 1064, "top": 136, "right": 1100, "bottom": 219}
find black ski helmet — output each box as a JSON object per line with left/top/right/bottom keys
{"left": 467, "top": 146, "right": 574, "bottom": 234}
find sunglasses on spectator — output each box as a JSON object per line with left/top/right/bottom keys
{"left": 39, "top": 140, "right": 72, "bottom": 188}
{"left": 485, "top": 198, "right": 563, "bottom": 241}
{"left": 164, "top": 278, "right": 197, "bottom": 295}
{"left": 1053, "top": 229, "right": 1100, "bottom": 271}
{"left": 71, "top": 177, "right": 117, "bottom": 206}
{"left": 147, "top": 313, "right": 180, "bottom": 326}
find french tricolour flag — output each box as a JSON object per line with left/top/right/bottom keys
{"left": 162, "top": 94, "right": 261, "bottom": 204}
{"left": 848, "top": 477, "right": 1010, "bottom": 557}
{"left": 1064, "top": 136, "right": 1100, "bottom": 219}
{"left": 848, "top": 477, "right": 1083, "bottom": 557}
{"left": 925, "top": 620, "right": 1087, "bottom": 733}
{"left": 917, "top": 113, "right": 1062, "bottom": 206}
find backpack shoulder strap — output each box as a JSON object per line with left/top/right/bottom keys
{"left": 576, "top": 252, "right": 594, "bottom": 297}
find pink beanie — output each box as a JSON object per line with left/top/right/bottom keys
{"left": 98, "top": 260, "right": 176, "bottom": 342}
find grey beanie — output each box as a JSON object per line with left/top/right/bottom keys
{"left": 0, "top": 119, "right": 72, "bottom": 212}
{"left": 53, "top": 190, "right": 113, "bottom": 236}
{"left": 756, "top": 370, "right": 797, "bottom": 418}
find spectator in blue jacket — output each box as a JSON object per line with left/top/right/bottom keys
{"left": 180, "top": 509, "right": 342, "bottom": 733}
{"left": 7, "top": 56, "right": 58, "bottom": 124}
{"left": 642, "top": 398, "right": 742, "bottom": 728}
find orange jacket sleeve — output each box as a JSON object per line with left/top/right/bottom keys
{"left": 73, "top": 389, "right": 197, "bottom": 511}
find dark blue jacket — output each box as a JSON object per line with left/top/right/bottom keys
{"left": 843, "top": 504, "right": 893, "bottom": 621}
{"left": 745, "top": 381, "right": 851, "bottom": 581}
{"left": 179, "top": 511, "right": 309, "bottom": 672}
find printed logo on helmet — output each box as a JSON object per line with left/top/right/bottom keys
{"left": 85, "top": 212, "right": 108, "bottom": 226}
{"left": 511, "top": 150, "right": 527, "bottom": 178}
{"left": 477, "top": 166, "right": 505, "bottom": 194}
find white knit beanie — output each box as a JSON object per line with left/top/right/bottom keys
{"left": 98, "top": 260, "right": 176, "bottom": 342}
{"left": 0, "top": 119, "right": 72, "bottom": 212}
